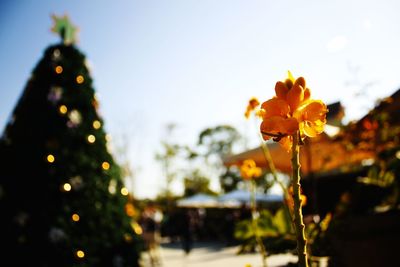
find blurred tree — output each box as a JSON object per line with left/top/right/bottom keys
{"left": 197, "top": 125, "right": 245, "bottom": 192}
{"left": 155, "top": 123, "right": 181, "bottom": 199}
{"left": 198, "top": 125, "right": 242, "bottom": 158}
{"left": 0, "top": 15, "right": 141, "bottom": 267}
{"left": 183, "top": 169, "right": 215, "bottom": 197}
{"left": 220, "top": 168, "right": 243, "bottom": 193}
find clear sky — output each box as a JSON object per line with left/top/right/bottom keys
{"left": 1, "top": 0, "right": 400, "bottom": 199}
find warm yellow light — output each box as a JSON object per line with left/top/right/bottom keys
{"left": 102, "top": 161, "right": 110, "bottom": 170}
{"left": 121, "top": 187, "right": 129, "bottom": 196}
{"left": 63, "top": 183, "right": 72, "bottom": 191}
{"left": 92, "top": 120, "right": 101, "bottom": 129}
{"left": 76, "top": 75, "right": 84, "bottom": 84}
{"left": 72, "top": 213, "right": 80, "bottom": 222}
{"left": 76, "top": 250, "right": 85, "bottom": 258}
{"left": 125, "top": 203, "right": 135, "bottom": 217}
{"left": 105, "top": 134, "right": 112, "bottom": 142}
{"left": 124, "top": 233, "right": 133, "bottom": 242}
{"left": 87, "top": 134, "right": 96, "bottom": 143}
{"left": 131, "top": 221, "right": 143, "bottom": 235}
{"left": 55, "top": 66, "right": 63, "bottom": 74}
{"left": 59, "top": 105, "right": 68, "bottom": 114}
{"left": 47, "top": 154, "right": 55, "bottom": 163}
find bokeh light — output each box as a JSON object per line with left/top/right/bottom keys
{"left": 72, "top": 213, "right": 80, "bottom": 222}
{"left": 76, "top": 75, "right": 84, "bottom": 84}
{"left": 87, "top": 134, "right": 96, "bottom": 143}
{"left": 55, "top": 65, "right": 63, "bottom": 74}
{"left": 102, "top": 161, "right": 110, "bottom": 170}
{"left": 63, "top": 183, "right": 71, "bottom": 191}
{"left": 76, "top": 250, "right": 85, "bottom": 258}
{"left": 59, "top": 105, "right": 68, "bottom": 114}
{"left": 92, "top": 120, "right": 101, "bottom": 129}
{"left": 47, "top": 154, "right": 55, "bottom": 163}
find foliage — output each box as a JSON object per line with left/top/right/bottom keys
{"left": 183, "top": 169, "right": 215, "bottom": 197}
{"left": 198, "top": 125, "right": 242, "bottom": 158}
{"left": 220, "top": 168, "right": 243, "bottom": 193}
{"left": 305, "top": 213, "right": 333, "bottom": 257}
{"left": 155, "top": 126, "right": 182, "bottom": 198}
{"left": 234, "top": 208, "right": 295, "bottom": 255}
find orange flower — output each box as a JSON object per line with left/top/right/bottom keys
{"left": 260, "top": 71, "right": 328, "bottom": 150}
{"left": 240, "top": 159, "right": 262, "bottom": 180}
{"left": 244, "top": 97, "right": 260, "bottom": 119}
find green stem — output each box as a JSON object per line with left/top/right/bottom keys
{"left": 291, "top": 132, "right": 309, "bottom": 267}
{"left": 250, "top": 180, "right": 268, "bottom": 267}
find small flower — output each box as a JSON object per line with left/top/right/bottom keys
{"left": 240, "top": 159, "right": 262, "bottom": 180}
{"left": 244, "top": 97, "right": 260, "bottom": 119}
{"left": 260, "top": 71, "right": 328, "bottom": 150}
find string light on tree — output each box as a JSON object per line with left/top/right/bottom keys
{"left": 55, "top": 65, "right": 63, "bottom": 74}
{"left": 52, "top": 48, "right": 61, "bottom": 61}
{"left": 76, "top": 250, "right": 85, "bottom": 259}
{"left": 76, "top": 75, "right": 84, "bottom": 84}
{"left": 124, "top": 233, "right": 133, "bottom": 243}
{"left": 108, "top": 179, "right": 117, "bottom": 194}
{"left": 92, "top": 120, "right": 101, "bottom": 129}
{"left": 120, "top": 187, "right": 129, "bottom": 196}
{"left": 63, "top": 183, "right": 72, "bottom": 192}
{"left": 72, "top": 213, "right": 80, "bottom": 222}
{"left": 102, "top": 161, "right": 110, "bottom": 170}
{"left": 59, "top": 105, "right": 68, "bottom": 114}
{"left": 47, "top": 154, "right": 55, "bottom": 163}
{"left": 87, "top": 134, "right": 96, "bottom": 144}
{"left": 125, "top": 203, "right": 135, "bottom": 217}
{"left": 68, "top": 110, "right": 82, "bottom": 126}
{"left": 48, "top": 86, "right": 63, "bottom": 104}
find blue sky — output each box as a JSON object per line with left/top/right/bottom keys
{"left": 1, "top": 0, "right": 400, "bottom": 198}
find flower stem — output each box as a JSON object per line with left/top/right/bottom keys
{"left": 250, "top": 180, "right": 268, "bottom": 267}
{"left": 291, "top": 132, "right": 309, "bottom": 267}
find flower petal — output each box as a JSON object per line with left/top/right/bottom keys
{"left": 260, "top": 98, "right": 290, "bottom": 119}
{"left": 275, "top": 81, "right": 289, "bottom": 99}
{"left": 303, "top": 88, "right": 311, "bottom": 101}
{"left": 300, "top": 121, "right": 325, "bottom": 137}
{"left": 260, "top": 116, "right": 298, "bottom": 136}
{"left": 295, "top": 100, "right": 328, "bottom": 122}
{"left": 286, "top": 84, "right": 304, "bottom": 112}
{"left": 287, "top": 70, "right": 295, "bottom": 84}
{"left": 294, "top": 77, "right": 306, "bottom": 89}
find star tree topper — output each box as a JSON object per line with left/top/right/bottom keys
{"left": 51, "top": 14, "right": 78, "bottom": 45}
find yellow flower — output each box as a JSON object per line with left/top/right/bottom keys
{"left": 260, "top": 71, "right": 328, "bottom": 150}
{"left": 240, "top": 159, "right": 262, "bottom": 180}
{"left": 244, "top": 97, "right": 260, "bottom": 119}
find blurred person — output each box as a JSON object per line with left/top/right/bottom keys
{"left": 139, "top": 207, "right": 162, "bottom": 266}
{"left": 180, "top": 208, "right": 198, "bottom": 255}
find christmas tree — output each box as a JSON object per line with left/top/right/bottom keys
{"left": 0, "top": 15, "right": 141, "bottom": 267}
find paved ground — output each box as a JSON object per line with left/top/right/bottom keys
{"left": 140, "top": 241, "right": 298, "bottom": 267}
